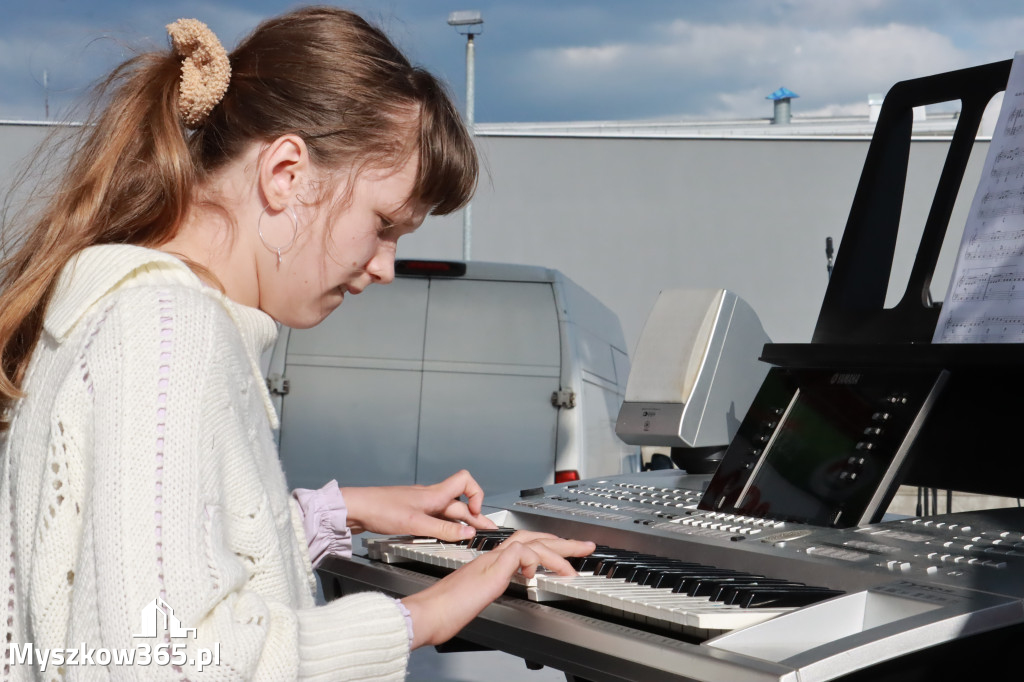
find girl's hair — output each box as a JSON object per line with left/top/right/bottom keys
{"left": 0, "top": 6, "right": 478, "bottom": 421}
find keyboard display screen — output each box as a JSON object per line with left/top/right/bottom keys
{"left": 700, "top": 367, "right": 947, "bottom": 527}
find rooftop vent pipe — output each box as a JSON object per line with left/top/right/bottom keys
{"left": 767, "top": 87, "right": 799, "bottom": 125}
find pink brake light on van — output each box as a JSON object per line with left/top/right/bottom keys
{"left": 555, "top": 470, "right": 580, "bottom": 484}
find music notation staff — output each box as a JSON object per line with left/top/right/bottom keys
{"left": 962, "top": 229, "right": 1024, "bottom": 260}
{"left": 949, "top": 266, "right": 1024, "bottom": 302}
{"left": 938, "top": 314, "right": 1024, "bottom": 342}
{"left": 935, "top": 51, "right": 1024, "bottom": 343}
{"left": 977, "top": 191, "right": 1024, "bottom": 220}
{"left": 1005, "top": 105, "right": 1024, "bottom": 136}
{"left": 991, "top": 145, "right": 1024, "bottom": 179}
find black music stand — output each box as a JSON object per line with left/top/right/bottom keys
{"left": 763, "top": 59, "right": 1024, "bottom": 501}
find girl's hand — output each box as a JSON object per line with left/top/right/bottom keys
{"left": 401, "top": 530, "right": 596, "bottom": 648}
{"left": 341, "top": 469, "right": 498, "bottom": 542}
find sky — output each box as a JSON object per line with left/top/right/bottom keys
{"left": 2, "top": 1, "right": 1024, "bottom": 124}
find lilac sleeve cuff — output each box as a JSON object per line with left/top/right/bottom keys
{"left": 291, "top": 479, "right": 352, "bottom": 566}
{"left": 395, "top": 599, "right": 415, "bottom": 646}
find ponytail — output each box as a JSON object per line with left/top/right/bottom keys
{"left": 0, "top": 46, "right": 194, "bottom": 419}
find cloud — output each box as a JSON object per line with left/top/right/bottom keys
{"left": 3, "top": 1, "right": 1023, "bottom": 123}
{"left": 498, "top": 19, "right": 974, "bottom": 121}
{"left": 958, "top": 15, "right": 1024, "bottom": 61}
{"left": 0, "top": 5, "right": 268, "bottom": 121}
{"left": 558, "top": 43, "right": 629, "bottom": 67}
{"left": 0, "top": 25, "right": 122, "bottom": 120}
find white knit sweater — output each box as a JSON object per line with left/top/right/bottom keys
{"left": 0, "top": 245, "right": 409, "bottom": 680}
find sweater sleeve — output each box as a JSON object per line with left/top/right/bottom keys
{"left": 79, "top": 286, "right": 409, "bottom": 680}
{"left": 292, "top": 480, "right": 354, "bottom": 565}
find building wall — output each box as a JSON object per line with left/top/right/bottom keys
{"left": 404, "top": 133, "right": 988, "bottom": 352}
{"left": 1, "top": 122, "right": 989, "bottom": 355}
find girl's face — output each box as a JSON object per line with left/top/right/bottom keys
{"left": 258, "top": 154, "right": 426, "bottom": 329}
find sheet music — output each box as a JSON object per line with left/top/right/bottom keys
{"left": 934, "top": 50, "right": 1024, "bottom": 342}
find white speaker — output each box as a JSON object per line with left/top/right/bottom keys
{"left": 615, "top": 289, "right": 770, "bottom": 453}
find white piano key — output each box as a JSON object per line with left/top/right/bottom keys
{"left": 392, "top": 541, "right": 548, "bottom": 587}
{"left": 392, "top": 542, "right": 479, "bottom": 569}
{"left": 640, "top": 595, "right": 718, "bottom": 622}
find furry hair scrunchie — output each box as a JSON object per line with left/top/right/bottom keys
{"left": 167, "top": 18, "right": 231, "bottom": 128}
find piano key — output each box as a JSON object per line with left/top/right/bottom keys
{"left": 609, "top": 561, "right": 683, "bottom": 581}
{"left": 715, "top": 580, "right": 809, "bottom": 603}
{"left": 671, "top": 571, "right": 755, "bottom": 594}
{"left": 569, "top": 552, "right": 619, "bottom": 572}
{"left": 687, "top": 575, "right": 797, "bottom": 599}
{"left": 634, "top": 563, "right": 705, "bottom": 585}
{"left": 467, "top": 529, "right": 516, "bottom": 550}
{"left": 651, "top": 570, "right": 713, "bottom": 589}
{"left": 594, "top": 554, "right": 663, "bottom": 576}
{"left": 687, "top": 576, "right": 767, "bottom": 598}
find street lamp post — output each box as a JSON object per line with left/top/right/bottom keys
{"left": 447, "top": 10, "right": 483, "bottom": 261}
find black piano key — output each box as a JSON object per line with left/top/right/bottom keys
{"left": 480, "top": 536, "right": 508, "bottom": 550}
{"left": 638, "top": 564, "right": 705, "bottom": 586}
{"left": 603, "top": 560, "right": 645, "bottom": 579}
{"left": 573, "top": 549, "right": 649, "bottom": 574}
{"left": 670, "top": 570, "right": 751, "bottom": 595}
{"left": 738, "top": 586, "right": 844, "bottom": 608}
{"left": 601, "top": 561, "right": 636, "bottom": 580}
{"left": 713, "top": 580, "right": 807, "bottom": 603}
{"left": 595, "top": 554, "right": 661, "bottom": 576}
{"left": 467, "top": 528, "right": 515, "bottom": 550}
{"left": 632, "top": 563, "right": 703, "bottom": 585}
{"left": 626, "top": 565, "right": 661, "bottom": 583}
{"left": 570, "top": 553, "right": 619, "bottom": 572}
{"left": 650, "top": 570, "right": 709, "bottom": 589}
{"left": 588, "top": 553, "right": 634, "bottom": 574}
{"left": 687, "top": 574, "right": 767, "bottom": 597}
{"left": 628, "top": 562, "right": 693, "bottom": 582}
{"left": 609, "top": 561, "right": 681, "bottom": 581}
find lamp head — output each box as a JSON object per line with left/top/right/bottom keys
{"left": 448, "top": 10, "right": 484, "bottom": 35}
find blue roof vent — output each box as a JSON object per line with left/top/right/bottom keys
{"left": 766, "top": 87, "right": 799, "bottom": 101}
{"left": 766, "top": 87, "right": 799, "bottom": 125}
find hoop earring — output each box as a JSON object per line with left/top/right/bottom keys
{"left": 257, "top": 206, "right": 298, "bottom": 268}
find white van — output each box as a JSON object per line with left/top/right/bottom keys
{"left": 263, "top": 259, "right": 640, "bottom": 494}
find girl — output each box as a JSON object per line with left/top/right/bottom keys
{"left": 0, "top": 7, "right": 593, "bottom": 680}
